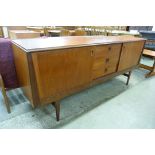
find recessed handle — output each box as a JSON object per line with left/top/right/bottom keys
{"left": 91, "top": 50, "right": 94, "bottom": 56}
{"left": 108, "top": 47, "right": 111, "bottom": 51}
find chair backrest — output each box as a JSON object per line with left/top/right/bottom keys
{"left": 74, "top": 29, "right": 86, "bottom": 36}
{"left": 43, "top": 27, "right": 52, "bottom": 36}
{"left": 0, "top": 27, "right": 3, "bottom": 37}
{"left": 60, "top": 29, "right": 70, "bottom": 36}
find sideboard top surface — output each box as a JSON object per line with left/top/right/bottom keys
{"left": 12, "top": 35, "right": 145, "bottom": 52}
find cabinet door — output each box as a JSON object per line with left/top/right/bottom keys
{"left": 118, "top": 41, "right": 145, "bottom": 71}
{"left": 32, "top": 47, "right": 93, "bottom": 103}
{"left": 92, "top": 44, "right": 121, "bottom": 79}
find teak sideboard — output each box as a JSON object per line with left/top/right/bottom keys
{"left": 12, "top": 36, "right": 145, "bottom": 121}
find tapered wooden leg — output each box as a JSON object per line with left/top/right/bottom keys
{"left": 52, "top": 101, "right": 60, "bottom": 121}
{"left": 126, "top": 71, "right": 132, "bottom": 85}
{"left": 0, "top": 74, "right": 11, "bottom": 113}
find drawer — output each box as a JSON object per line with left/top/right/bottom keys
{"left": 105, "top": 63, "right": 118, "bottom": 75}
{"left": 93, "top": 57, "right": 105, "bottom": 70}
{"left": 94, "top": 44, "right": 121, "bottom": 59}
{"left": 92, "top": 63, "right": 118, "bottom": 79}
{"left": 93, "top": 56, "right": 119, "bottom": 70}
{"left": 94, "top": 45, "right": 109, "bottom": 58}
{"left": 92, "top": 43, "right": 121, "bottom": 79}
{"left": 92, "top": 68, "right": 104, "bottom": 79}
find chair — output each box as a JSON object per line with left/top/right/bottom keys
{"left": 0, "top": 26, "right": 4, "bottom": 38}
{"left": 140, "top": 49, "right": 155, "bottom": 78}
{"left": 60, "top": 29, "right": 70, "bottom": 36}
{"left": 27, "top": 26, "right": 44, "bottom": 36}
{"left": 43, "top": 27, "right": 49, "bottom": 36}
{"left": 0, "top": 38, "right": 19, "bottom": 113}
{"left": 97, "top": 26, "right": 107, "bottom": 36}
{"left": 74, "top": 29, "right": 86, "bottom": 36}
{"left": 0, "top": 74, "right": 10, "bottom": 113}
{"left": 90, "top": 26, "right": 96, "bottom": 36}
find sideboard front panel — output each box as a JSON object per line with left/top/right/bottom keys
{"left": 32, "top": 47, "right": 93, "bottom": 103}
{"left": 118, "top": 41, "right": 145, "bottom": 71}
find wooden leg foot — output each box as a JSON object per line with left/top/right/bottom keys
{"left": 145, "top": 59, "right": 155, "bottom": 78}
{"left": 0, "top": 74, "right": 11, "bottom": 113}
{"left": 52, "top": 101, "right": 60, "bottom": 121}
{"left": 145, "top": 71, "right": 155, "bottom": 78}
{"left": 3, "top": 94, "right": 11, "bottom": 113}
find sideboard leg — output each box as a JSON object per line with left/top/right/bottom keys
{"left": 52, "top": 101, "right": 60, "bottom": 121}
{"left": 126, "top": 71, "right": 132, "bottom": 85}
{"left": 0, "top": 74, "right": 11, "bottom": 113}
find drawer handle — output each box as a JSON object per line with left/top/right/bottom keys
{"left": 106, "top": 58, "right": 109, "bottom": 63}
{"left": 108, "top": 47, "right": 111, "bottom": 51}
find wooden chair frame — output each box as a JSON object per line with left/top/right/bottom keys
{"left": 0, "top": 74, "right": 11, "bottom": 113}
{"left": 140, "top": 49, "right": 155, "bottom": 78}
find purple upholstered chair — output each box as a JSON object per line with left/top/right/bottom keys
{"left": 0, "top": 38, "right": 18, "bottom": 113}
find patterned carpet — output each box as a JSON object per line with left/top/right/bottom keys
{"left": 0, "top": 57, "right": 153, "bottom": 128}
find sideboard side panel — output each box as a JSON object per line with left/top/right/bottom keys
{"left": 12, "top": 44, "right": 34, "bottom": 106}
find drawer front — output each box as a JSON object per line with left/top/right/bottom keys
{"left": 94, "top": 44, "right": 121, "bottom": 58}
{"left": 92, "top": 44, "right": 121, "bottom": 79}
{"left": 93, "top": 57, "right": 105, "bottom": 70}
{"left": 94, "top": 45, "right": 109, "bottom": 58}
{"left": 92, "top": 68, "right": 104, "bottom": 79}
